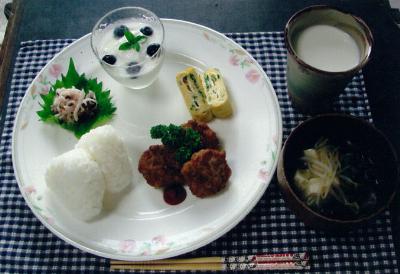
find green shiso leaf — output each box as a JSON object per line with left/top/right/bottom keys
{"left": 66, "top": 58, "right": 80, "bottom": 84}
{"left": 36, "top": 58, "right": 116, "bottom": 138}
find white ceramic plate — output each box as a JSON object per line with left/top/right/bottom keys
{"left": 12, "top": 19, "right": 282, "bottom": 261}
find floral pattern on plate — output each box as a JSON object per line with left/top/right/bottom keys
{"left": 203, "top": 31, "right": 263, "bottom": 84}
{"left": 13, "top": 19, "right": 282, "bottom": 261}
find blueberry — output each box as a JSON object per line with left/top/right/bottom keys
{"left": 102, "top": 55, "right": 116, "bottom": 65}
{"left": 140, "top": 26, "right": 153, "bottom": 36}
{"left": 126, "top": 61, "right": 142, "bottom": 75}
{"left": 146, "top": 43, "right": 160, "bottom": 57}
{"left": 113, "top": 25, "right": 129, "bottom": 38}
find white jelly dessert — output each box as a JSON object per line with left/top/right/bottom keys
{"left": 92, "top": 18, "right": 165, "bottom": 89}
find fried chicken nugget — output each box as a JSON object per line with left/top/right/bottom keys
{"left": 181, "top": 120, "right": 219, "bottom": 149}
{"left": 181, "top": 149, "right": 231, "bottom": 197}
{"left": 138, "top": 145, "right": 185, "bottom": 188}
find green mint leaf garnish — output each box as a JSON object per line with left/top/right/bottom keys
{"left": 134, "top": 35, "right": 146, "bottom": 43}
{"left": 119, "top": 30, "right": 147, "bottom": 53}
{"left": 134, "top": 43, "right": 140, "bottom": 52}
{"left": 119, "top": 41, "right": 132, "bottom": 51}
{"left": 124, "top": 30, "right": 135, "bottom": 43}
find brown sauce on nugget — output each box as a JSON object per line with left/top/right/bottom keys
{"left": 163, "top": 184, "right": 187, "bottom": 205}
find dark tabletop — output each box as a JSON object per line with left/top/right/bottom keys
{"left": 1, "top": 0, "right": 400, "bottom": 266}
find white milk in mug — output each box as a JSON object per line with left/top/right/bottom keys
{"left": 285, "top": 6, "right": 373, "bottom": 113}
{"left": 294, "top": 24, "right": 361, "bottom": 72}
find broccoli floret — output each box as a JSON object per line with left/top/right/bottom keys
{"left": 150, "top": 124, "right": 168, "bottom": 139}
{"left": 162, "top": 124, "right": 185, "bottom": 148}
{"left": 175, "top": 146, "right": 193, "bottom": 164}
{"left": 184, "top": 128, "right": 201, "bottom": 151}
{"left": 150, "top": 123, "right": 201, "bottom": 164}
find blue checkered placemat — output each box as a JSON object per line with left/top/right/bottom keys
{"left": 0, "top": 32, "right": 398, "bottom": 273}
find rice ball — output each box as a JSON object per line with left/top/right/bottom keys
{"left": 76, "top": 125, "right": 133, "bottom": 193}
{"left": 45, "top": 148, "right": 105, "bottom": 221}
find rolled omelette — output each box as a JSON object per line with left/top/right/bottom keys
{"left": 176, "top": 67, "right": 213, "bottom": 122}
{"left": 202, "top": 68, "right": 233, "bottom": 118}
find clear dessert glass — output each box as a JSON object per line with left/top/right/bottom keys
{"left": 91, "top": 7, "right": 165, "bottom": 89}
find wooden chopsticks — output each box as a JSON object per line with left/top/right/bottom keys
{"left": 110, "top": 252, "right": 310, "bottom": 271}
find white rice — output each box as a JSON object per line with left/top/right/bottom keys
{"left": 45, "top": 148, "right": 105, "bottom": 221}
{"left": 76, "top": 125, "right": 133, "bottom": 193}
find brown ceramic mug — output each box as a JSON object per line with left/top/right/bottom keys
{"left": 285, "top": 5, "right": 373, "bottom": 113}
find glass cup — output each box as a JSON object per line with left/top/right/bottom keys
{"left": 91, "top": 7, "right": 165, "bottom": 90}
{"left": 285, "top": 5, "right": 373, "bottom": 113}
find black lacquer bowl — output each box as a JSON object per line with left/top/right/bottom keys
{"left": 277, "top": 113, "right": 398, "bottom": 231}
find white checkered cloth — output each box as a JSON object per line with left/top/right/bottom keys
{"left": 0, "top": 33, "right": 397, "bottom": 273}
